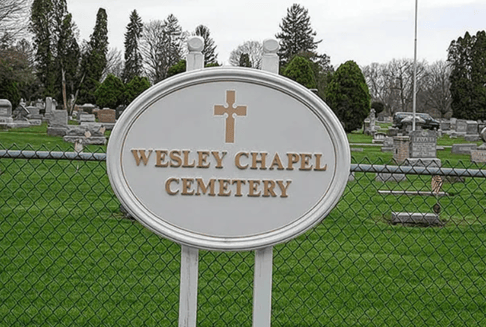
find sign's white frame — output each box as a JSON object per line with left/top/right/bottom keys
{"left": 107, "top": 67, "right": 350, "bottom": 251}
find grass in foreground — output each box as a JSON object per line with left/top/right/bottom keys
{"left": 0, "top": 149, "right": 485, "bottom": 325}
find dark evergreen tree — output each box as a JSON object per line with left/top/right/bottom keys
{"left": 371, "top": 101, "right": 385, "bottom": 115}
{"left": 30, "top": 0, "right": 55, "bottom": 96}
{"left": 78, "top": 8, "right": 109, "bottom": 104}
{"left": 324, "top": 60, "right": 371, "bottom": 133}
{"left": 194, "top": 25, "right": 217, "bottom": 65}
{"left": 94, "top": 73, "right": 124, "bottom": 108}
{"left": 448, "top": 31, "right": 486, "bottom": 120}
{"left": 275, "top": 4, "right": 321, "bottom": 66}
{"left": 470, "top": 31, "right": 486, "bottom": 121}
{"left": 0, "top": 54, "right": 21, "bottom": 106}
{"left": 56, "top": 13, "right": 80, "bottom": 108}
{"left": 238, "top": 53, "right": 251, "bottom": 67}
{"left": 30, "top": 0, "right": 79, "bottom": 101}
{"left": 124, "top": 76, "right": 150, "bottom": 104}
{"left": 122, "top": 10, "right": 144, "bottom": 83}
{"left": 282, "top": 56, "right": 316, "bottom": 89}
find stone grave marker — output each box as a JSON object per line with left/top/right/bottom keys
{"left": 79, "top": 113, "right": 96, "bottom": 124}
{"left": 45, "top": 97, "right": 54, "bottom": 115}
{"left": 388, "top": 131, "right": 442, "bottom": 226}
{"left": 450, "top": 117, "right": 457, "bottom": 129}
{"left": 64, "top": 124, "right": 107, "bottom": 149}
{"left": 12, "top": 104, "right": 29, "bottom": 120}
{"left": 409, "top": 129, "right": 437, "bottom": 159}
{"left": 47, "top": 109, "right": 69, "bottom": 136}
{"left": 381, "top": 136, "right": 394, "bottom": 152}
{"left": 465, "top": 120, "right": 479, "bottom": 141}
{"left": 98, "top": 109, "right": 115, "bottom": 122}
{"left": 0, "top": 99, "right": 13, "bottom": 127}
{"left": 26, "top": 106, "right": 40, "bottom": 117}
{"left": 440, "top": 120, "right": 450, "bottom": 131}
{"left": 372, "top": 132, "right": 386, "bottom": 144}
{"left": 27, "top": 105, "right": 42, "bottom": 125}
{"left": 456, "top": 119, "right": 467, "bottom": 135}
{"left": 451, "top": 143, "right": 477, "bottom": 155}
{"left": 363, "top": 118, "right": 371, "bottom": 135}
{"left": 0, "top": 99, "right": 12, "bottom": 117}
{"left": 35, "top": 99, "right": 44, "bottom": 110}
{"left": 97, "top": 108, "right": 116, "bottom": 129}
{"left": 471, "top": 127, "right": 486, "bottom": 163}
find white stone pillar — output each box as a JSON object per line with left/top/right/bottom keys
{"left": 261, "top": 39, "right": 280, "bottom": 74}
{"left": 186, "top": 36, "right": 204, "bottom": 72}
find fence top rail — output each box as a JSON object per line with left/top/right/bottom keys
{"left": 0, "top": 150, "right": 106, "bottom": 161}
{"left": 0, "top": 149, "right": 484, "bottom": 177}
{"left": 351, "top": 163, "right": 486, "bottom": 178}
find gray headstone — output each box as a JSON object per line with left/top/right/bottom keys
{"left": 450, "top": 118, "right": 457, "bottom": 129}
{"left": 409, "top": 130, "right": 437, "bottom": 158}
{"left": 440, "top": 120, "right": 450, "bottom": 131}
{"left": 79, "top": 114, "right": 96, "bottom": 123}
{"left": 49, "top": 110, "right": 68, "bottom": 126}
{"left": 363, "top": 119, "right": 371, "bottom": 135}
{"left": 381, "top": 137, "right": 394, "bottom": 152}
{"left": 12, "top": 104, "right": 29, "bottom": 120}
{"left": 471, "top": 127, "right": 486, "bottom": 163}
{"left": 0, "top": 99, "right": 12, "bottom": 117}
{"left": 45, "top": 97, "right": 54, "bottom": 114}
{"left": 27, "top": 106, "right": 39, "bottom": 116}
{"left": 456, "top": 120, "right": 467, "bottom": 133}
{"left": 451, "top": 144, "right": 477, "bottom": 155}
{"left": 466, "top": 121, "right": 478, "bottom": 134}
{"left": 35, "top": 99, "right": 44, "bottom": 109}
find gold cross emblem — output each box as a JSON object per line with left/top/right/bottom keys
{"left": 214, "top": 90, "right": 247, "bottom": 143}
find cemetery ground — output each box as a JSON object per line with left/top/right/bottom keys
{"left": 1, "top": 123, "right": 485, "bottom": 325}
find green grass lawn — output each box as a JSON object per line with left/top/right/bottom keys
{"left": 1, "top": 125, "right": 485, "bottom": 326}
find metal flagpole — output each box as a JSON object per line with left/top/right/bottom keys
{"left": 412, "top": 0, "right": 418, "bottom": 131}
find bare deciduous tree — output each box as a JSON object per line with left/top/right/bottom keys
{"left": 0, "top": 0, "right": 31, "bottom": 41}
{"left": 419, "top": 60, "right": 452, "bottom": 118}
{"left": 141, "top": 15, "right": 187, "bottom": 84}
{"left": 229, "top": 41, "right": 263, "bottom": 69}
{"left": 103, "top": 47, "right": 124, "bottom": 81}
{"left": 362, "top": 59, "right": 428, "bottom": 116}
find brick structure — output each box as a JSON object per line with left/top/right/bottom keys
{"left": 393, "top": 136, "right": 410, "bottom": 164}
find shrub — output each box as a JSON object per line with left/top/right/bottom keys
{"left": 94, "top": 74, "right": 124, "bottom": 109}
{"left": 324, "top": 60, "right": 371, "bottom": 133}
{"left": 282, "top": 56, "right": 317, "bottom": 89}
{"left": 124, "top": 76, "right": 151, "bottom": 104}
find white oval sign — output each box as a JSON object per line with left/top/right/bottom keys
{"left": 107, "top": 67, "right": 350, "bottom": 251}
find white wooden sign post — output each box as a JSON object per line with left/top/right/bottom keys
{"left": 107, "top": 37, "right": 350, "bottom": 327}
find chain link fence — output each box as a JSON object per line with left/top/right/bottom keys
{"left": 1, "top": 145, "right": 485, "bottom": 326}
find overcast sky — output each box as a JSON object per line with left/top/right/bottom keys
{"left": 66, "top": 0, "right": 485, "bottom": 68}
